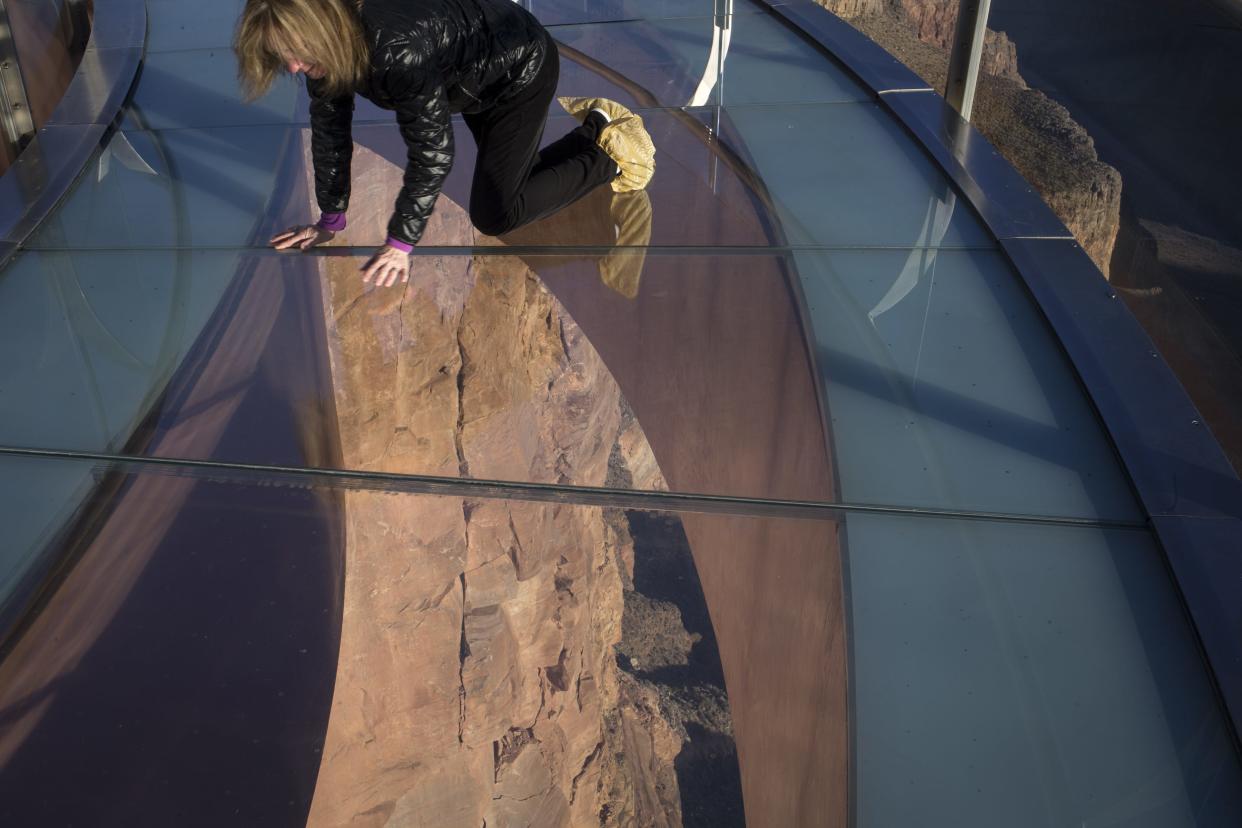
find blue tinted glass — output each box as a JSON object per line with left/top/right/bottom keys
{"left": 847, "top": 512, "right": 1242, "bottom": 827}
{"left": 130, "top": 49, "right": 300, "bottom": 129}
{"left": 28, "top": 126, "right": 295, "bottom": 249}
{"left": 27, "top": 110, "right": 794, "bottom": 250}
{"left": 527, "top": 0, "right": 721, "bottom": 26}
{"left": 725, "top": 102, "right": 996, "bottom": 248}
{"left": 0, "top": 251, "right": 243, "bottom": 454}
{"left": 553, "top": 10, "right": 871, "bottom": 107}
{"left": 797, "top": 246, "right": 1142, "bottom": 521}
{"left": 146, "top": 0, "right": 245, "bottom": 53}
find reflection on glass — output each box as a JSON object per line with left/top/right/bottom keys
{"left": 867, "top": 191, "right": 958, "bottom": 323}
{"left": 0, "top": 455, "right": 771, "bottom": 826}
{"left": 520, "top": 0, "right": 723, "bottom": 26}
{"left": 599, "top": 190, "right": 654, "bottom": 297}
{"left": 687, "top": 0, "right": 733, "bottom": 108}
{"left": 0, "top": 246, "right": 833, "bottom": 506}
{"left": 128, "top": 49, "right": 300, "bottom": 130}
{"left": 797, "top": 246, "right": 1142, "bottom": 521}
{"left": 723, "top": 102, "right": 995, "bottom": 248}
{"left": 28, "top": 124, "right": 296, "bottom": 249}
{"left": 499, "top": 184, "right": 654, "bottom": 299}
{"left": 0, "top": 240, "right": 1142, "bottom": 521}
{"left": 987, "top": 0, "right": 1242, "bottom": 474}
{"left": 552, "top": 2, "right": 870, "bottom": 107}
{"left": 0, "top": 251, "right": 242, "bottom": 455}
{"left": 28, "top": 111, "right": 776, "bottom": 250}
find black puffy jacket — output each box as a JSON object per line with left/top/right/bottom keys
{"left": 306, "top": 0, "right": 549, "bottom": 245}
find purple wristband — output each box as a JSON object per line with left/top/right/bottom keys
{"left": 316, "top": 211, "right": 346, "bottom": 232}
{"left": 385, "top": 236, "right": 414, "bottom": 253}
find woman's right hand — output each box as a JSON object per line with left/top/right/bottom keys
{"left": 270, "top": 224, "right": 334, "bottom": 250}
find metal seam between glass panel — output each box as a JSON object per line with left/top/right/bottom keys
{"left": 105, "top": 99, "right": 884, "bottom": 135}
{"left": 140, "top": 14, "right": 779, "bottom": 56}
{"left": 0, "top": 446, "right": 1149, "bottom": 530}
{"left": 138, "top": 10, "right": 775, "bottom": 52}
{"left": 15, "top": 244, "right": 999, "bottom": 255}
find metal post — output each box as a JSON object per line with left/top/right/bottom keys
{"left": 710, "top": 0, "right": 727, "bottom": 192}
{"left": 0, "top": 0, "right": 36, "bottom": 158}
{"left": 944, "top": 0, "right": 992, "bottom": 122}
{"left": 61, "top": 0, "right": 93, "bottom": 55}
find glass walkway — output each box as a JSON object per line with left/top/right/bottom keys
{"left": 0, "top": 0, "right": 1239, "bottom": 825}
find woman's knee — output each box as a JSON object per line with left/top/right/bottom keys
{"left": 469, "top": 204, "right": 519, "bottom": 236}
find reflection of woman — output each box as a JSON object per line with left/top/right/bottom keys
{"left": 501, "top": 186, "right": 654, "bottom": 300}
{"left": 234, "top": 0, "right": 655, "bottom": 286}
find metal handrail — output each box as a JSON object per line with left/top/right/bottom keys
{"left": 0, "top": 0, "right": 93, "bottom": 166}
{"left": 0, "top": 0, "right": 36, "bottom": 159}
{"left": 945, "top": 0, "right": 993, "bottom": 121}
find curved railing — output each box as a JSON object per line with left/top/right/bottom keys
{"left": 0, "top": 0, "right": 144, "bottom": 269}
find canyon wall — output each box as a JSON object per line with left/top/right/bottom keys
{"left": 817, "top": 0, "right": 1122, "bottom": 275}
{"left": 301, "top": 139, "right": 698, "bottom": 827}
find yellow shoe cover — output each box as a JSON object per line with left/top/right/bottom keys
{"left": 558, "top": 96, "right": 656, "bottom": 193}
{"left": 598, "top": 190, "right": 652, "bottom": 298}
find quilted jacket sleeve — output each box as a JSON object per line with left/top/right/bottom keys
{"left": 306, "top": 77, "right": 355, "bottom": 214}
{"left": 374, "top": 51, "right": 455, "bottom": 246}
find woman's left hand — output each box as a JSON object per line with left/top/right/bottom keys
{"left": 360, "top": 244, "right": 410, "bottom": 287}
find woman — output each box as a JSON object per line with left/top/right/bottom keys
{"left": 234, "top": 0, "right": 655, "bottom": 287}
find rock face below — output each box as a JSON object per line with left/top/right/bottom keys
{"left": 897, "top": 0, "right": 1024, "bottom": 84}
{"left": 817, "top": 0, "right": 1122, "bottom": 276}
{"left": 300, "top": 138, "right": 717, "bottom": 827}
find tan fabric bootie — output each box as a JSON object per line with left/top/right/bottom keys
{"left": 558, "top": 96, "right": 656, "bottom": 193}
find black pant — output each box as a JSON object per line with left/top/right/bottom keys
{"left": 463, "top": 38, "right": 616, "bottom": 236}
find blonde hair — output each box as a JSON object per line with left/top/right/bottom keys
{"left": 234, "top": 0, "right": 368, "bottom": 100}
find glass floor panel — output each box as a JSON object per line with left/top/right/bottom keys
{"left": 550, "top": 7, "right": 872, "bottom": 108}
{"left": 527, "top": 0, "right": 728, "bottom": 27}
{"left": 2, "top": 246, "right": 1137, "bottom": 522}
{"left": 135, "top": 7, "right": 866, "bottom": 130}
{"left": 145, "top": 0, "right": 247, "bottom": 54}
{"left": 29, "top": 105, "right": 994, "bottom": 252}
{"left": 143, "top": 0, "right": 747, "bottom": 53}
{"left": 723, "top": 102, "right": 997, "bottom": 248}
{"left": 0, "top": 248, "right": 833, "bottom": 506}
{"left": 0, "top": 250, "right": 240, "bottom": 459}
{"left": 796, "top": 247, "right": 1143, "bottom": 521}
{"left": 846, "top": 511, "right": 1242, "bottom": 827}
{"left": 26, "top": 125, "right": 298, "bottom": 250}
{"left": 129, "top": 48, "right": 302, "bottom": 130}
{"left": 2, "top": 451, "right": 1237, "bottom": 825}
{"left": 0, "top": 451, "right": 838, "bottom": 827}
{"left": 27, "top": 115, "right": 779, "bottom": 250}
{"left": 7, "top": 0, "right": 1238, "bottom": 823}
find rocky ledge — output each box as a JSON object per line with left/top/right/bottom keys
{"left": 817, "top": 0, "right": 1122, "bottom": 276}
